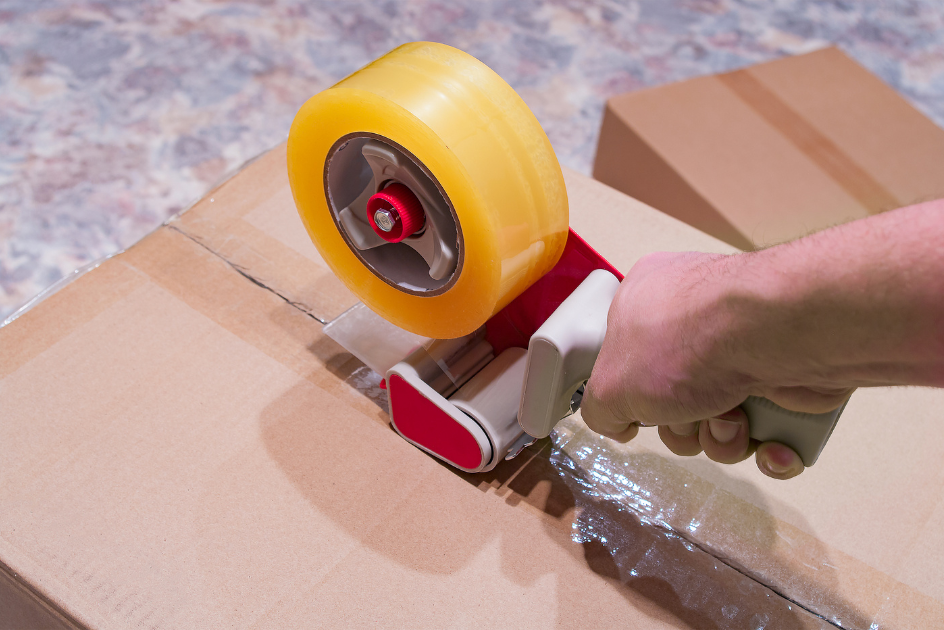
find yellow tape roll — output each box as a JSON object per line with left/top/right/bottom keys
{"left": 287, "top": 42, "right": 568, "bottom": 339}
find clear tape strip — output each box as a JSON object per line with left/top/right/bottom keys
{"left": 1, "top": 254, "right": 119, "bottom": 329}
{"left": 420, "top": 327, "right": 494, "bottom": 390}
{"left": 546, "top": 414, "right": 871, "bottom": 629}
{"left": 435, "top": 357, "right": 460, "bottom": 386}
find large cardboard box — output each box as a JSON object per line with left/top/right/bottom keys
{"left": 3, "top": 145, "right": 944, "bottom": 628}
{"left": 593, "top": 47, "right": 944, "bottom": 250}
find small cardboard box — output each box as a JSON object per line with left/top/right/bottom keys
{"left": 593, "top": 47, "right": 944, "bottom": 250}
{"left": 3, "top": 146, "right": 944, "bottom": 628}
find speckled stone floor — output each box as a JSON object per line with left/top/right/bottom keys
{"left": 2, "top": 0, "right": 943, "bottom": 320}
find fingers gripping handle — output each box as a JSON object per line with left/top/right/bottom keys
{"left": 741, "top": 396, "right": 847, "bottom": 467}
{"left": 518, "top": 270, "right": 620, "bottom": 438}
{"left": 517, "top": 269, "right": 847, "bottom": 466}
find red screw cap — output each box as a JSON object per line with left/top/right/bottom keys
{"left": 366, "top": 183, "right": 425, "bottom": 243}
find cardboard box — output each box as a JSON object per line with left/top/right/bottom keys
{"left": 593, "top": 46, "right": 944, "bottom": 250}
{"left": 3, "top": 145, "right": 944, "bottom": 628}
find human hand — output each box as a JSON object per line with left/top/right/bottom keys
{"left": 582, "top": 200, "right": 944, "bottom": 479}
{"left": 580, "top": 251, "right": 849, "bottom": 480}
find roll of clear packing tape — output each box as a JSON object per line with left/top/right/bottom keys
{"left": 287, "top": 42, "right": 569, "bottom": 339}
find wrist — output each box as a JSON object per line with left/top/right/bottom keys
{"left": 708, "top": 240, "right": 873, "bottom": 397}
{"left": 674, "top": 253, "right": 761, "bottom": 403}
{"left": 694, "top": 250, "right": 813, "bottom": 397}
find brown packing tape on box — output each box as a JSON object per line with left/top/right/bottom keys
{"left": 2, "top": 145, "right": 944, "bottom": 628}
{"left": 593, "top": 46, "right": 944, "bottom": 249}
{"left": 717, "top": 68, "right": 900, "bottom": 213}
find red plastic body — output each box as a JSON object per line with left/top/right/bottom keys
{"left": 388, "top": 374, "right": 486, "bottom": 470}
{"left": 485, "top": 228, "right": 623, "bottom": 355}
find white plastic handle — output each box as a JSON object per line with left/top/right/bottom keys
{"left": 516, "top": 269, "right": 846, "bottom": 466}
{"left": 518, "top": 269, "right": 620, "bottom": 438}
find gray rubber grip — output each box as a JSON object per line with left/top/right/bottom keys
{"left": 742, "top": 395, "right": 847, "bottom": 467}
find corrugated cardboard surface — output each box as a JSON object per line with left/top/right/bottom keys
{"left": 2, "top": 145, "right": 943, "bottom": 629}
{"left": 593, "top": 46, "right": 944, "bottom": 250}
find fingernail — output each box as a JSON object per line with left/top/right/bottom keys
{"left": 762, "top": 446, "right": 801, "bottom": 475}
{"left": 708, "top": 418, "right": 740, "bottom": 443}
{"left": 668, "top": 421, "right": 698, "bottom": 437}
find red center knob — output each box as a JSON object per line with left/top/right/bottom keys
{"left": 366, "top": 183, "right": 426, "bottom": 243}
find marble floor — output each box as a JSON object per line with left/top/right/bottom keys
{"left": 2, "top": 0, "right": 943, "bottom": 320}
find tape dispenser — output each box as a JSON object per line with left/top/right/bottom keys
{"left": 287, "top": 42, "right": 846, "bottom": 473}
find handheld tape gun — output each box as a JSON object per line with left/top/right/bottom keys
{"left": 287, "top": 42, "right": 847, "bottom": 473}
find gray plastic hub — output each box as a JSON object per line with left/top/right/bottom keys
{"left": 324, "top": 135, "right": 460, "bottom": 292}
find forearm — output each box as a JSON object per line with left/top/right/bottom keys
{"left": 711, "top": 199, "right": 944, "bottom": 395}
